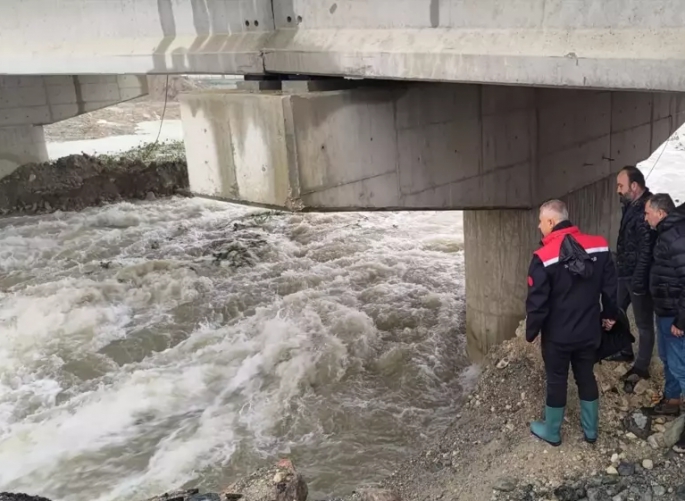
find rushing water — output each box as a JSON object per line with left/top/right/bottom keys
{"left": 0, "top": 197, "right": 474, "bottom": 501}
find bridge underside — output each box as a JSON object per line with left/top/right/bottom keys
{"left": 1, "top": 0, "right": 685, "bottom": 92}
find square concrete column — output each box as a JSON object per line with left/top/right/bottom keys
{"left": 464, "top": 209, "right": 538, "bottom": 360}
{"left": 0, "top": 125, "right": 48, "bottom": 179}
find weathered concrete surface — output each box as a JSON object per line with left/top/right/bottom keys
{"left": 0, "top": 75, "right": 147, "bottom": 128}
{"left": 3, "top": 0, "right": 685, "bottom": 92}
{"left": 180, "top": 83, "right": 685, "bottom": 211}
{"left": 465, "top": 175, "right": 622, "bottom": 359}
{"left": 179, "top": 91, "right": 294, "bottom": 209}
{"left": 0, "top": 125, "right": 48, "bottom": 179}
{"left": 0, "top": 0, "right": 272, "bottom": 76}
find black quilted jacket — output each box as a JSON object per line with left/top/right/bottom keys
{"left": 616, "top": 190, "right": 656, "bottom": 294}
{"left": 649, "top": 204, "right": 685, "bottom": 329}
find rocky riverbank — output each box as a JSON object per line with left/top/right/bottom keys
{"left": 384, "top": 322, "right": 685, "bottom": 501}
{"left": 0, "top": 141, "right": 189, "bottom": 217}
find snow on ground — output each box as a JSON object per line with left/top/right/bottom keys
{"left": 46, "top": 120, "right": 183, "bottom": 160}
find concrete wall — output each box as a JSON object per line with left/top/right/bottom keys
{"left": 180, "top": 83, "right": 685, "bottom": 211}
{"left": 0, "top": 75, "right": 147, "bottom": 127}
{"left": 464, "top": 174, "right": 622, "bottom": 359}
{"left": 0, "top": 126, "right": 48, "bottom": 179}
{"left": 2, "top": 0, "right": 685, "bottom": 92}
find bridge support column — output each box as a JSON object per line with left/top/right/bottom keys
{"left": 464, "top": 209, "right": 537, "bottom": 359}
{"left": 0, "top": 125, "right": 48, "bottom": 179}
{"left": 464, "top": 176, "right": 622, "bottom": 360}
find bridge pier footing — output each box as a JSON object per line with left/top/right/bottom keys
{"left": 0, "top": 125, "right": 48, "bottom": 179}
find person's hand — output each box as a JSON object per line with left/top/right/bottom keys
{"left": 602, "top": 319, "right": 616, "bottom": 331}
{"left": 671, "top": 324, "right": 684, "bottom": 337}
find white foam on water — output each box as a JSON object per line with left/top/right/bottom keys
{"left": 0, "top": 200, "right": 470, "bottom": 501}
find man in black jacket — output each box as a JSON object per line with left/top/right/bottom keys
{"left": 644, "top": 194, "right": 685, "bottom": 452}
{"left": 613, "top": 166, "right": 656, "bottom": 386}
{"left": 526, "top": 200, "right": 618, "bottom": 446}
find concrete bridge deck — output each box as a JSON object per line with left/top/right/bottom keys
{"left": 1, "top": 0, "right": 685, "bottom": 92}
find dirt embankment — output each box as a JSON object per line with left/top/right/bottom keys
{"left": 385, "top": 322, "right": 685, "bottom": 501}
{"left": 0, "top": 146, "right": 189, "bottom": 217}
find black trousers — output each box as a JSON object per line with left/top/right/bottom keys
{"left": 542, "top": 339, "right": 599, "bottom": 408}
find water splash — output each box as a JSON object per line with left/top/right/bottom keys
{"left": 0, "top": 198, "right": 470, "bottom": 501}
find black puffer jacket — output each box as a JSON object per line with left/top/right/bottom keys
{"left": 616, "top": 190, "right": 656, "bottom": 293}
{"left": 649, "top": 204, "right": 685, "bottom": 329}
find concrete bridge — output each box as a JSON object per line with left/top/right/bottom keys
{"left": 2, "top": 0, "right": 685, "bottom": 358}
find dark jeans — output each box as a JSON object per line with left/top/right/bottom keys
{"left": 543, "top": 340, "right": 599, "bottom": 408}
{"left": 657, "top": 316, "right": 685, "bottom": 399}
{"left": 618, "top": 277, "right": 656, "bottom": 372}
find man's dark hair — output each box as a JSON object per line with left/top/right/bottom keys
{"left": 620, "top": 165, "right": 646, "bottom": 189}
{"left": 647, "top": 193, "right": 676, "bottom": 214}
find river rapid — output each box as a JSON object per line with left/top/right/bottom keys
{"left": 0, "top": 198, "right": 474, "bottom": 501}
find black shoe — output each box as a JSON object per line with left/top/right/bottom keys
{"left": 642, "top": 398, "right": 682, "bottom": 417}
{"left": 621, "top": 367, "right": 650, "bottom": 394}
{"left": 605, "top": 351, "right": 635, "bottom": 363}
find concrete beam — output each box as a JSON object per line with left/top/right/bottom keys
{"left": 179, "top": 83, "right": 685, "bottom": 211}
{"left": 2, "top": 0, "right": 685, "bottom": 92}
{"left": 0, "top": 75, "right": 148, "bottom": 127}
{"left": 0, "top": 0, "right": 272, "bottom": 76}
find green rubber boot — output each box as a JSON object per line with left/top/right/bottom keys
{"left": 531, "top": 406, "right": 564, "bottom": 446}
{"left": 580, "top": 399, "right": 599, "bottom": 443}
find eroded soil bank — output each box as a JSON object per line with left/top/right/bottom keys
{"left": 0, "top": 144, "right": 189, "bottom": 217}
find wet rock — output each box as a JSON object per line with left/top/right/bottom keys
{"left": 222, "top": 459, "right": 308, "bottom": 501}
{"left": 617, "top": 462, "right": 635, "bottom": 476}
{"left": 493, "top": 477, "right": 518, "bottom": 492}
{"left": 623, "top": 411, "right": 652, "bottom": 440}
{"left": 354, "top": 488, "right": 400, "bottom": 501}
{"left": 0, "top": 494, "right": 54, "bottom": 501}
{"left": 145, "top": 490, "right": 201, "bottom": 501}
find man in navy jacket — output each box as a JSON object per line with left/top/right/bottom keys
{"left": 526, "top": 200, "right": 618, "bottom": 446}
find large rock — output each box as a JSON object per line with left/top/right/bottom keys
{"left": 222, "top": 459, "right": 308, "bottom": 501}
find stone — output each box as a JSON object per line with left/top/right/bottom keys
{"left": 642, "top": 459, "right": 654, "bottom": 470}
{"left": 611, "top": 453, "right": 620, "bottom": 464}
{"left": 647, "top": 434, "right": 663, "bottom": 450}
{"left": 496, "top": 358, "right": 510, "bottom": 369}
{"left": 356, "top": 488, "right": 401, "bottom": 501}
{"left": 623, "top": 411, "right": 652, "bottom": 440}
{"left": 554, "top": 485, "right": 585, "bottom": 501}
{"left": 652, "top": 485, "right": 666, "bottom": 497}
{"left": 663, "top": 415, "right": 685, "bottom": 448}
{"left": 676, "top": 483, "right": 685, "bottom": 500}
{"left": 493, "top": 477, "right": 517, "bottom": 492}
{"left": 221, "top": 459, "right": 308, "bottom": 501}
{"left": 606, "top": 466, "right": 619, "bottom": 476}
{"left": 587, "top": 487, "right": 611, "bottom": 501}
{"left": 617, "top": 462, "right": 635, "bottom": 476}
{"left": 654, "top": 424, "right": 667, "bottom": 433}
{"left": 146, "top": 191, "right": 157, "bottom": 201}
